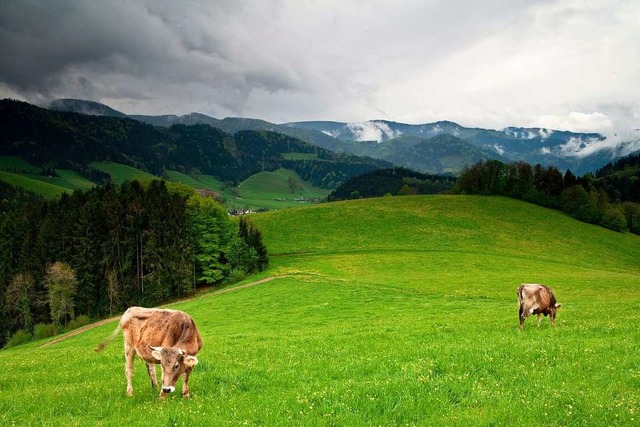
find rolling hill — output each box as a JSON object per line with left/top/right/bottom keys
{"left": 0, "top": 155, "right": 329, "bottom": 210}
{"left": 1, "top": 195, "right": 638, "bottom": 425}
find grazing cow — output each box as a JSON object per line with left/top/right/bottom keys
{"left": 96, "top": 307, "right": 203, "bottom": 398}
{"left": 517, "top": 284, "right": 561, "bottom": 329}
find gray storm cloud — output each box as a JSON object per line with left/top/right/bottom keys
{"left": 0, "top": 0, "right": 638, "bottom": 142}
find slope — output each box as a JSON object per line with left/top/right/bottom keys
{"left": 0, "top": 196, "right": 638, "bottom": 426}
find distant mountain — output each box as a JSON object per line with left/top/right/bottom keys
{"left": 0, "top": 99, "right": 390, "bottom": 189}
{"left": 49, "top": 98, "right": 128, "bottom": 118}
{"left": 129, "top": 112, "right": 221, "bottom": 128}
{"left": 283, "top": 120, "right": 626, "bottom": 175}
{"left": 48, "top": 98, "right": 639, "bottom": 174}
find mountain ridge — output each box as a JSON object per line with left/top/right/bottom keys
{"left": 46, "top": 98, "right": 640, "bottom": 174}
{"left": 1, "top": 99, "right": 390, "bottom": 190}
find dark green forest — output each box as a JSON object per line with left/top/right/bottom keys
{"left": 328, "top": 167, "right": 456, "bottom": 201}
{"left": 455, "top": 159, "right": 640, "bottom": 234}
{"left": 0, "top": 180, "right": 267, "bottom": 347}
{"left": 0, "top": 99, "right": 390, "bottom": 189}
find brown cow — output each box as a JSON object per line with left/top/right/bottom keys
{"left": 96, "top": 307, "right": 203, "bottom": 398}
{"left": 517, "top": 284, "right": 561, "bottom": 329}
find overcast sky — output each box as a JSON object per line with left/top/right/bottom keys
{"left": 1, "top": 0, "right": 638, "bottom": 142}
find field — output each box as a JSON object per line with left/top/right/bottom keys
{"left": 0, "top": 196, "right": 639, "bottom": 425}
{"left": 232, "top": 168, "right": 330, "bottom": 210}
{"left": 89, "top": 161, "right": 158, "bottom": 185}
{"left": 0, "top": 156, "right": 96, "bottom": 197}
{"left": 1, "top": 156, "right": 328, "bottom": 211}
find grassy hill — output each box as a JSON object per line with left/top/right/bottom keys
{"left": 0, "top": 156, "right": 96, "bottom": 197}
{"left": 0, "top": 156, "right": 327, "bottom": 210}
{"left": 233, "top": 168, "right": 330, "bottom": 210}
{"left": 1, "top": 196, "right": 638, "bottom": 425}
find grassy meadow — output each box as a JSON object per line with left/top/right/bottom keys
{"left": 233, "top": 168, "right": 330, "bottom": 210}
{"left": 0, "top": 195, "right": 639, "bottom": 426}
{"left": 1, "top": 156, "right": 327, "bottom": 211}
{"left": 0, "top": 156, "right": 96, "bottom": 197}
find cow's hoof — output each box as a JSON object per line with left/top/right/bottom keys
{"left": 182, "top": 392, "right": 191, "bottom": 398}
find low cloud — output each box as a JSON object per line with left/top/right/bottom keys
{"left": 534, "top": 112, "right": 614, "bottom": 134}
{"left": 347, "top": 121, "right": 402, "bottom": 142}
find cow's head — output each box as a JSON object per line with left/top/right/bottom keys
{"left": 149, "top": 346, "right": 198, "bottom": 394}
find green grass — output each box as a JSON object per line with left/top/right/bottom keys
{"left": 0, "top": 155, "right": 42, "bottom": 173}
{"left": 1, "top": 156, "right": 329, "bottom": 210}
{"left": 1, "top": 196, "right": 639, "bottom": 425}
{"left": 164, "top": 168, "right": 330, "bottom": 211}
{"left": 193, "top": 174, "right": 225, "bottom": 192}
{"left": 0, "top": 170, "right": 70, "bottom": 198}
{"left": 0, "top": 156, "right": 95, "bottom": 197}
{"left": 232, "top": 168, "right": 330, "bottom": 210}
{"left": 89, "top": 161, "right": 157, "bottom": 185}
{"left": 163, "top": 170, "right": 221, "bottom": 192}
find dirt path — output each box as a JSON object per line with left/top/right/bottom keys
{"left": 40, "top": 275, "right": 283, "bottom": 348}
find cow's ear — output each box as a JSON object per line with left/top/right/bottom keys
{"left": 555, "top": 303, "right": 562, "bottom": 308}
{"left": 149, "top": 346, "right": 163, "bottom": 361}
{"left": 184, "top": 355, "right": 198, "bottom": 367}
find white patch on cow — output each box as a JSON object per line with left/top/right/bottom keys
{"left": 163, "top": 386, "right": 176, "bottom": 393}
{"left": 151, "top": 348, "right": 162, "bottom": 361}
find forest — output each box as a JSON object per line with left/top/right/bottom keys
{"left": 455, "top": 158, "right": 640, "bottom": 234}
{"left": 328, "top": 167, "right": 456, "bottom": 201}
{"left": 0, "top": 180, "right": 267, "bottom": 347}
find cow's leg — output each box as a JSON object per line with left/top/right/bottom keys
{"left": 125, "top": 343, "right": 136, "bottom": 397}
{"left": 182, "top": 367, "right": 193, "bottom": 398}
{"left": 536, "top": 313, "right": 542, "bottom": 327}
{"left": 519, "top": 305, "right": 525, "bottom": 329}
{"left": 146, "top": 363, "right": 158, "bottom": 389}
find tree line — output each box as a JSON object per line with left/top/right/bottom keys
{"left": 328, "top": 167, "right": 456, "bottom": 201}
{"left": 455, "top": 159, "right": 640, "bottom": 234}
{"left": 0, "top": 180, "right": 268, "bottom": 347}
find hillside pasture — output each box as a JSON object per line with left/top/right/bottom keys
{"left": 0, "top": 196, "right": 638, "bottom": 425}
{"left": 0, "top": 156, "right": 95, "bottom": 197}
{"left": 0, "top": 170, "right": 70, "bottom": 198}
{"left": 233, "top": 168, "right": 330, "bottom": 210}
{"left": 0, "top": 155, "right": 43, "bottom": 173}
{"left": 89, "top": 161, "right": 157, "bottom": 185}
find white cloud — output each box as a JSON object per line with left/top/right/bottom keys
{"left": 346, "top": 121, "right": 402, "bottom": 142}
{"left": 534, "top": 112, "right": 613, "bottom": 134}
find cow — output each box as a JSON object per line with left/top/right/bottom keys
{"left": 96, "top": 307, "right": 203, "bottom": 398}
{"left": 517, "top": 284, "right": 561, "bottom": 329}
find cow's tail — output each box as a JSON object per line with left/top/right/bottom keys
{"left": 94, "top": 323, "right": 122, "bottom": 352}
{"left": 517, "top": 285, "right": 525, "bottom": 321}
